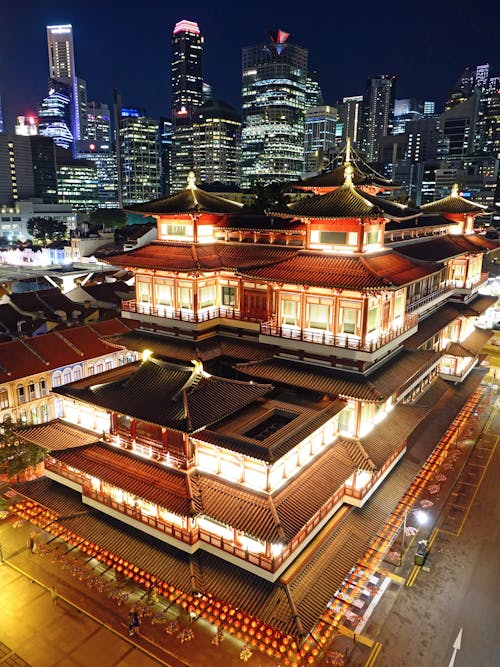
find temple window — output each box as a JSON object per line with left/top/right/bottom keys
{"left": 155, "top": 283, "right": 173, "bottom": 306}
{"left": 28, "top": 382, "right": 36, "bottom": 400}
{"left": 221, "top": 285, "right": 236, "bottom": 307}
{"left": 178, "top": 285, "right": 192, "bottom": 309}
{"left": 282, "top": 298, "right": 300, "bottom": 326}
{"left": 96, "top": 362, "right": 104, "bottom": 374}
{"left": 137, "top": 281, "right": 151, "bottom": 303}
{"left": 339, "top": 304, "right": 360, "bottom": 335}
{"left": 88, "top": 364, "right": 94, "bottom": 376}
{"left": 367, "top": 306, "right": 379, "bottom": 333}
{"left": 394, "top": 293, "right": 404, "bottom": 320}
{"left": 306, "top": 300, "right": 330, "bottom": 330}
{"left": 338, "top": 404, "right": 355, "bottom": 435}
{"left": 74, "top": 366, "right": 82, "bottom": 381}
{"left": 40, "top": 404, "right": 49, "bottom": 422}
{"left": 199, "top": 284, "right": 216, "bottom": 308}
{"left": 63, "top": 369, "right": 72, "bottom": 385}
{"left": 31, "top": 407, "right": 39, "bottom": 424}
{"left": 365, "top": 230, "right": 379, "bottom": 245}
{"left": 52, "top": 373, "right": 62, "bottom": 388}
{"left": 39, "top": 379, "right": 47, "bottom": 396}
{"left": 319, "top": 231, "right": 347, "bottom": 245}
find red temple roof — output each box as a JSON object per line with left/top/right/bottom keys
{"left": 105, "top": 241, "right": 299, "bottom": 273}
{"left": 239, "top": 250, "right": 440, "bottom": 290}
{"left": 55, "top": 358, "right": 273, "bottom": 433}
{"left": 395, "top": 234, "right": 498, "bottom": 262}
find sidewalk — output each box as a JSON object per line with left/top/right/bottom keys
{"left": 0, "top": 512, "right": 275, "bottom": 667}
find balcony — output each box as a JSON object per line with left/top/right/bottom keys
{"left": 260, "top": 312, "right": 418, "bottom": 354}
{"left": 406, "top": 284, "right": 455, "bottom": 313}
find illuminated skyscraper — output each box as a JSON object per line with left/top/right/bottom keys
{"left": 241, "top": 29, "right": 308, "bottom": 187}
{"left": 304, "top": 106, "right": 337, "bottom": 174}
{"left": 362, "top": 75, "right": 396, "bottom": 162}
{"left": 193, "top": 100, "right": 241, "bottom": 185}
{"left": 341, "top": 95, "right": 363, "bottom": 147}
{"left": 118, "top": 107, "right": 160, "bottom": 205}
{"left": 38, "top": 79, "right": 73, "bottom": 150}
{"left": 171, "top": 20, "right": 204, "bottom": 192}
{"left": 46, "top": 24, "right": 86, "bottom": 144}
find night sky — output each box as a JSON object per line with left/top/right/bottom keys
{"left": 0, "top": 0, "right": 498, "bottom": 131}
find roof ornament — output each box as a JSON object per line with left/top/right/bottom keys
{"left": 343, "top": 137, "right": 354, "bottom": 187}
{"left": 187, "top": 171, "right": 197, "bottom": 190}
{"left": 451, "top": 183, "right": 459, "bottom": 197}
{"left": 345, "top": 136, "right": 351, "bottom": 165}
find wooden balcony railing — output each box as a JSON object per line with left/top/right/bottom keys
{"left": 260, "top": 313, "right": 418, "bottom": 352}
{"left": 122, "top": 300, "right": 251, "bottom": 323}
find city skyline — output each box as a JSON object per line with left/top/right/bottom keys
{"left": 0, "top": 0, "right": 498, "bottom": 130}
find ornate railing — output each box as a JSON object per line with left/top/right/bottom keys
{"left": 406, "top": 284, "right": 454, "bottom": 312}
{"left": 122, "top": 300, "right": 248, "bottom": 322}
{"left": 260, "top": 312, "right": 418, "bottom": 352}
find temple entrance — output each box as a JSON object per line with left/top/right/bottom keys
{"left": 242, "top": 290, "right": 268, "bottom": 321}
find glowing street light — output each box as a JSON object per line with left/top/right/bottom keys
{"left": 401, "top": 508, "right": 428, "bottom": 553}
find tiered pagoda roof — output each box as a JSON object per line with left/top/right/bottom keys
{"left": 236, "top": 348, "right": 441, "bottom": 402}
{"left": 295, "top": 142, "right": 399, "bottom": 193}
{"left": 54, "top": 358, "right": 273, "bottom": 433}
{"left": 106, "top": 241, "right": 300, "bottom": 272}
{"left": 271, "top": 185, "right": 420, "bottom": 221}
{"left": 238, "top": 250, "right": 441, "bottom": 290}
{"left": 126, "top": 172, "right": 243, "bottom": 216}
{"left": 395, "top": 234, "right": 497, "bottom": 262}
{"left": 420, "top": 185, "right": 489, "bottom": 216}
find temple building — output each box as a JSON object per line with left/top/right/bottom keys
{"left": 13, "top": 159, "right": 498, "bottom": 653}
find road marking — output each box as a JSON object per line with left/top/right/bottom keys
{"left": 365, "top": 640, "right": 382, "bottom": 667}
{"left": 377, "top": 568, "right": 405, "bottom": 584}
{"left": 447, "top": 628, "right": 463, "bottom": 667}
{"left": 337, "top": 624, "right": 374, "bottom": 647}
{"left": 406, "top": 566, "right": 420, "bottom": 587}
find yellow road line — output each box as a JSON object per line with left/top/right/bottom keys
{"left": 377, "top": 568, "right": 405, "bottom": 584}
{"left": 365, "top": 640, "right": 382, "bottom": 667}
{"left": 406, "top": 566, "right": 420, "bottom": 587}
{"left": 337, "top": 624, "right": 374, "bottom": 647}
{"left": 427, "top": 526, "right": 440, "bottom": 550}
{"left": 453, "top": 437, "right": 498, "bottom": 536}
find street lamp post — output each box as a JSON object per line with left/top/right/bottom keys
{"left": 401, "top": 509, "right": 428, "bottom": 554}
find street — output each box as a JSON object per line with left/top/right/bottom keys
{"left": 366, "top": 398, "right": 500, "bottom": 667}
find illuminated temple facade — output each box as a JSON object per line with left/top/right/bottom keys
{"left": 19, "top": 162, "right": 497, "bottom": 637}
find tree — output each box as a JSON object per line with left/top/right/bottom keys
{"left": 27, "top": 217, "right": 67, "bottom": 242}
{"left": 0, "top": 419, "right": 46, "bottom": 480}
{"left": 89, "top": 208, "right": 127, "bottom": 230}
{"left": 247, "top": 182, "right": 291, "bottom": 214}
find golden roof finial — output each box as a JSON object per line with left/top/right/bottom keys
{"left": 344, "top": 162, "right": 354, "bottom": 187}
{"left": 451, "top": 183, "right": 459, "bottom": 197}
{"left": 187, "top": 171, "right": 197, "bottom": 190}
{"left": 345, "top": 136, "right": 351, "bottom": 165}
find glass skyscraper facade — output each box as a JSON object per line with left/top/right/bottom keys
{"left": 241, "top": 30, "right": 308, "bottom": 188}
{"left": 171, "top": 20, "right": 204, "bottom": 192}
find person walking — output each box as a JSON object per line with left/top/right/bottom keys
{"left": 128, "top": 611, "right": 134, "bottom": 636}
{"left": 132, "top": 610, "right": 140, "bottom": 635}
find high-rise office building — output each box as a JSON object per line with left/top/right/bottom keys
{"left": 31, "top": 136, "right": 58, "bottom": 203}
{"left": 159, "top": 118, "right": 173, "bottom": 197}
{"left": 424, "top": 101, "right": 436, "bottom": 116}
{"left": 77, "top": 101, "right": 118, "bottom": 207}
{"left": 193, "top": 100, "right": 241, "bottom": 186}
{"left": 341, "top": 96, "right": 363, "bottom": 146}
{"left": 241, "top": 29, "right": 308, "bottom": 187}
{"left": 305, "top": 70, "right": 323, "bottom": 109}
{"left": 393, "top": 98, "right": 423, "bottom": 135}
{"left": 406, "top": 118, "right": 439, "bottom": 163}
{"left": 362, "top": 75, "right": 396, "bottom": 162}
{"left": 475, "top": 76, "right": 500, "bottom": 156}
{"left": 439, "top": 92, "right": 480, "bottom": 159}
{"left": 46, "top": 24, "right": 85, "bottom": 144}
{"left": 0, "top": 134, "right": 57, "bottom": 205}
{"left": 38, "top": 79, "right": 73, "bottom": 150}
{"left": 118, "top": 107, "right": 160, "bottom": 205}
{"left": 304, "top": 106, "right": 337, "bottom": 174}
{"left": 171, "top": 20, "right": 204, "bottom": 192}
{"left": 56, "top": 150, "right": 98, "bottom": 210}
